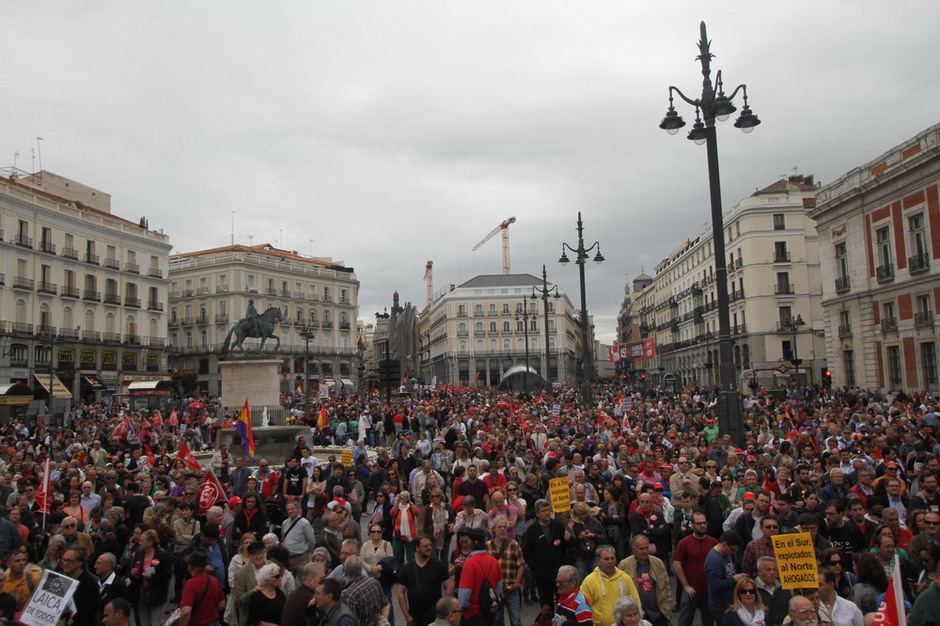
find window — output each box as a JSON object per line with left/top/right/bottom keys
{"left": 923, "top": 343, "right": 938, "bottom": 387}
{"left": 502, "top": 303, "right": 510, "bottom": 315}
{"left": 547, "top": 301, "right": 554, "bottom": 313}
{"left": 774, "top": 241, "right": 789, "bottom": 262}
{"left": 776, "top": 272, "right": 791, "bottom": 294}
{"left": 773, "top": 214, "right": 785, "bottom": 230}
{"left": 778, "top": 306, "right": 792, "bottom": 327}
{"left": 474, "top": 304, "right": 483, "bottom": 316}
{"left": 489, "top": 322, "right": 497, "bottom": 333}
{"left": 530, "top": 320, "right": 538, "bottom": 332}
{"left": 909, "top": 213, "right": 929, "bottom": 272}
{"left": 488, "top": 304, "right": 497, "bottom": 315}
{"left": 883, "top": 301, "right": 896, "bottom": 323}
{"left": 475, "top": 322, "right": 483, "bottom": 333}
{"left": 458, "top": 304, "right": 467, "bottom": 316}
{"left": 835, "top": 242, "right": 848, "bottom": 278}
{"left": 503, "top": 321, "right": 510, "bottom": 332}
{"left": 917, "top": 294, "right": 932, "bottom": 315}
{"left": 887, "top": 346, "right": 902, "bottom": 386}
{"left": 876, "top": 226, "right": 892, "bottom": 267}
{"left": 516, "top": 320, "right": 524, "bottom": 332}
{"left": 843, "top": 350, "right": 856, "bottom": 387}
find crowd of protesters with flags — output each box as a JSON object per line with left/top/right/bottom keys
{"left": 0, "top": 383, "right": 939, "bottom": 626}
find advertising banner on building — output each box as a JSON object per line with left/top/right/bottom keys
{"left": 607, "top": 338, "right": 656, "bottom": 362}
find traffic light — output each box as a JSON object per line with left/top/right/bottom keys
{"left": 822, "top": 368, "right": 832, "bottom": 388}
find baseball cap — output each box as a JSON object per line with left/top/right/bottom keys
{"left": 742, "top": 492, "right": 756, "bottom": 501}
{"left": 227, "top": 496, "right": 243, "bottom": 508}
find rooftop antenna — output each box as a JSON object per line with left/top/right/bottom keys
{"left": 248, "top": 234, "right": 254, "bottom": 246}
{"left": 36, "top": 137, "right": 44, "bottom": 181}
{"left": 309, "top": 239, "right": 314, "bottom": 257}
{"left": 31, "top": 148, "right": 35, "bottom": 174}
{"left": 231, "top": 211, "right": 235, "bottom": 246}
{"left": 12, "top": 151, "right": 18, "bottom": 171}
{"left": 279, "top": 229, "right": 283, "bottom": 249}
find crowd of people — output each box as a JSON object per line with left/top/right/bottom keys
{"left": 0, "top": 383, "right": 939, "bottom": 626}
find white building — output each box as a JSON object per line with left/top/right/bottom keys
{"left": 625, "top": 175, "right": 826, "bottom": 389}
{"left": 418, "top": 273, "right": 585, "bottom": 386}
{"left": 0, "top": 171, "right": 171, "bottom": 404}
{"left": 167, "top": 243, "right": 361, "bottom": 395}
{"left": 812, "top": 123, "right": 940, "bottom": 392}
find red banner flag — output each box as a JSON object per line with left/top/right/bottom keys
{"left": 198, "top": 469, "right": 226, "bottom": 515}
{"left": 153, "top": 411, "right": 163, "bottom": 428}
{"left": 870, "top": 555, "right": 907, "bottom": 626}
{"left": 112, "top": 415, "right": 132, "bottom": 440}
{"left": 177, "top": 441, "right": 203, "bottom": 471}
{"left": 169, "top": 408, "right": 179, "bottom": 426}
{"left": 141, "top": 418, "right": 152, "bottom": 432}
{"left": 143, "top": 444, "right": 156, "bottom": 467}
{"left": 35, "top": 458, "right": 51, "bottom": 514}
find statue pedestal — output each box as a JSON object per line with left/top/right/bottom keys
{"left": 219, "top": 359, "right": 281, "bottom": 420}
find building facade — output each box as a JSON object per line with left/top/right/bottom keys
{"left": 167, "top": 243, "right": 361, "bottom": 396}
{"left": 417, "top": 274, "right": 583, "bottom": 386}
{"left": 625, "top": 175, "right": 826, "bottom": 389}
{"left": 0, "top": 171, "right": 172, "bottom": 405}
{"left": 812, "top": 123, "right": 940, "bottom": 392}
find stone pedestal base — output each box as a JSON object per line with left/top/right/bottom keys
{"left": 219, "top": 358, "right": 281, "bottom": 417}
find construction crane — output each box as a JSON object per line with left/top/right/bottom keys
{"left": 424, "top": 260, "right": 433, "bottom": 307}
{"left": 472, "top": 216, "right": 516, "bottom": 274}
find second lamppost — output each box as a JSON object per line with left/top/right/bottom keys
{"left": 532, "top": 264, "right": 560, "bottom": 383}
{"left": 658, "top": 21, "right": 761, "bottom": 446}
{"left": 559, "top": 211, "right": 604, "bottom": 407}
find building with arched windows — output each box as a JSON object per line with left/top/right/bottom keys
{"left": 0, "top": 171, "right": 171, "bottom": 408}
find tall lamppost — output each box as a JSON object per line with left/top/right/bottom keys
{"left": 559, "top": 212, "right": 604, "bottom": 407}
{"left": 783, "top": 314, "right": 805, "bottom": 383}
{"left": 658, "top": 21, "right": 761, "bottom": 446}
{"left": 299, "top": 326, "right": 315, "bottom": 413}
{"left": 531, "top": 265, "right": 560, "bottom": 382}
{"left": 516, "top": 295, "right": 533, "bottom": 390}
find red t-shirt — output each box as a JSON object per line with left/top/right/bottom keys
{"left": 458, "top": 551, "right": 502, "bottom": 618}
{"left": 181, "top": 571, "right": 225, "bottom": 626}
{"left": 673, "top": 534, "right": 719, "bottom": 594}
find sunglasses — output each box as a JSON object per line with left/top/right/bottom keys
{"left": 827, "top": 560, "right": 842, "bottom": 565}
{"left": 369, "top": 530, "right": 382, "bottom": 534}
{"left": 740, "top": 589, "right": 756, "bottom": 596}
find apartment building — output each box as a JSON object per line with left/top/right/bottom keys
{"left": 167, "top": 243, "right": 361, "bottom": 395}
{"left": 0, "top": 171, "right": 171, "bottom": 404}
{"left": 812, "top": 123, "right": 940, "bottom": 392}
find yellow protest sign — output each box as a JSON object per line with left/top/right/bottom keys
{"left": 549, "top": 476, "right": 571, "bottom": 513}
{"left": 771, "top": 532, "right": 818, "bottom": 589}
{"left": 341, "top": 449, "right": 353, "bottom": 467}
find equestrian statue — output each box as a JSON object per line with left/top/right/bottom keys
{"left": 221, "top": 299, "right": 283, "bottom": 352}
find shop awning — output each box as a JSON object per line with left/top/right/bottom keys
{"left": 33, "top": 374, "right": 71, "bottom": 399}
{"left": 0, "top": 383, "right": 33, "bottom": 406}
{"left": 341, "top": 379, "right": 354, "bottom": 387}
{"left": 82, "top": 375, "right": 106, "bottom": 390}
{"left": 128, "top": 379, "right": 173, "bottom": 395}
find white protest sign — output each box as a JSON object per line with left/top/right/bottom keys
{"left": 20, "top": 569, "right": 79, "bottom": 626}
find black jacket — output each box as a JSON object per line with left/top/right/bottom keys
{"left": 521, "top": 518, "right": 575, "bottom": 577}
{"left": 128, "top": 547, "right": 173, "bottom": 606}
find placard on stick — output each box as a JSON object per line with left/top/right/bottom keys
{"left": 549, "top": 476, "right": 571, "bottom": 513}
{"left": 771, "top": 532, "right": 818, "bottom": 589}
{"left": 341, "top": 449, "right": 353, "bottom": 467}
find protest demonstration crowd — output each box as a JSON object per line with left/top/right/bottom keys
{"left": 1, "top": 383, "right": 940, "bottom": 626}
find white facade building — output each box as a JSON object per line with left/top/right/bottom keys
{"left": 0, "top": 171, "right": 171, "bottom": 403}
{"left": 167, "top": 243, "right": 361, "bottom": 396}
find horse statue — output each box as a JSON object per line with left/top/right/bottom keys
{"left": 221, "top": 306, "right": 283, "bottom": 352}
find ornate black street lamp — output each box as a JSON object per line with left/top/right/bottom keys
{"left": 658, "top": 21, "right": 761, "bottom": 446}
{"left": 559, "top": 212, "right": 604, "bottom": 407}
{"left": 531, "top": 265, "right": 560, "bottom": 383}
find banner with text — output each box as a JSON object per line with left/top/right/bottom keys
{"left": 608, "top": 338, "right": 656, "bottom": 362}
{"left": 771, "top": 532, "right": 818, "bottom": 589}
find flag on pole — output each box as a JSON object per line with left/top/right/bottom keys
{"left": 871, "top": 556, "right": 907, "bottom": 626}
{"left": 35, "top": 458, "right": 51, "bottom": 514}
{"left": 143, "top": 444, "right": 156, "bottom": 467}
{"left": 153, "top": 411, "right": 163, "bottom": 428}
{"left": 197, "top": 469, "right": 226, "bottom": 515}
{"left": 112, "top": 415, "right": 132, "bottom": 440}
{"left": 177, "top": 441, "right": 202, "bottom": 471}
{"left": 141, "top": 418, "right": 152, "bottom": 432}
{"left": 235, "top": 399, "right": 255, "bottom": 460}
{"left": 169, "top": 408, "right": 179, "bottom": 426}
{"left": 317, "top": 407, "right": 328, "bottom": 430}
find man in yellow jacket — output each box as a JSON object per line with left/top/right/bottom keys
{"left": 581, "top": 544, "right": 640, "bottom": 626}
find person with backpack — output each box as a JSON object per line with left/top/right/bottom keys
{"left": 456, "top": 528, "right": 503, "bottom": 626}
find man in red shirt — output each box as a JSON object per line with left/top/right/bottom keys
{"left": 482, "top": 463, "right": 507, "bottom": 497}
{"left": 672, "top": 512, "right": 718, "bottom": 626}
{"left": 179, "top": 550, "right": 226, "bottom": 626}
{"left": 457, "top": 529, "right": 502, "bottom": 625}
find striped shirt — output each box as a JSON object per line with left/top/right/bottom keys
{"left": 555, "top": 588, "right": 593, "bottom": 626}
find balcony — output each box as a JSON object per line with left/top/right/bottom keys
{"left": 322, "top": 321, "right": 334, "bottom": 329}
{"left": 103, "top": 293, "right": 121, "bottom": 305}
{"left": 82, "top": 330, "right": 100, "bottom": 342}
{"left": 910, "top": 253, "right": 930, "bottom": 274}
{"left": 280, "top": 289, "right": 291, "bottom": 297}
{"left": 39, "top": 241, "right": 56, "bottom": 254}
{"left": 876, "top": 263, "right": 895, "bottom": 282}
{"left": 881, "top": 317, "right": 898, "bottom": 332}
{"left": 835, "top": 276, "right": 850, "bottom": 293}
{"left": 148, "top": 267, "right": 163, "bottom": 279}
{"left": 340, "top": 297, "right": 351, "bottom": 305}
{"left": 125, "top": 262, "right": 140, "bottom": 274}
{"left": 182, "top": 289, "right": 194, "bottom": 297}
{"left": 124, "top": 296, "right": 141, "bottom": 308}
{"left": 915, "top": 311, "right": 934, "bottom": 327}
{"left": 293, "top": 291, "right": 304, "bottom": 299}
{"left": 84, "top": 253, "right": 99, "bottom": 265}
{"left": 12, "top": 322, "right": 33, "bottom": 335}
{"left": 83, "top": 290, "right": 101, "bottom": 302}
{"left": 306, "top": 293, "right": 319, "bottom": 301}
{"left": 265, "top": 287, "right": 277, "bottom": 296}
{"left": 37, "top": 281, "right": 57, "bottom": 295}
{"left": 457, "top": 330, "right": 469, "bottom": 337}
{"left": 168, "top": 319, "right": 179, "bottom": 328}
{"left": 104, "top": 257, "right": 120, "bottom": 270}
{"left": 102, "top": 332, "right": 121, "bottom": 343}
{"left": 12, "top": 276, "right": 34, "bottom": 291}
{"left": 62, "top": 285, "right": 80, "bottom": 298}
{"left": 14, "top": 234, "right": 33, "bottom": 249}
{"left": 457, "top": 311, "right": 467, "bottom": 317}
{"left": 307, "top": 320, "right": 320, "bottom": 328}
{"left": 58, "top": 328, "right": 79, "bottom": 340}
{"left": 215, "top": 313, "right": 229, "bottom": 324}
{"left": 148, "top": 300, "right": 164, "bottom": 311}
{"left": 125, "top": 334, "right": 141, "bottom": 345}
{"left": 147, "top": 336, "right": 166, "bottom": 347}
{"left": 773, "top": 251, "right": 791, "bottom": 263}
{"left": 181, "top": 317, "right": 194, "bottom": 326}
{"left": 62, "top": 246, "right": 79, "bottom": 260}
{"left": 733, "top": 323, "right": 748, "bottom": 335}
{"left": 196, "top": 287, "right": 209, "bottom": 296}
{"left": 838, "top": 325, "right": 853, "bottom": 338}
{"left": 322, "top": 295, "right": 333, "bottom": 303}
{"left": 168, "top": 291, "right": 179, "bottom": 299}
{"left": 730, "top": 289, "right": 744, "bottom": 301}
{"left": 339, "top": 321, "right": 351, "bottom": 330}
{"left": 774, "top": 283, "right": 794, "bottom": 295}
{"left": 195, "top": 314, "right": 209, "bottom": 324}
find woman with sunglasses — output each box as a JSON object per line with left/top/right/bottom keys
{"left": 419, "top": 488, "right": 453, "bottom": 561}
{"left": 820, "top": 548, "right": 856, "bottom": 598}
{"left": 246, "top": 562, "right": 286, "bottom": 626}
{"left": 721, "top": 576, "right": 767, "bottom": 626}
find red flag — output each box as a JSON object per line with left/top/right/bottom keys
{"left": 169, "top": 408, "right": 179, "bottom": 426}
{"left": 35, "top": 458, "right": 51, "bottom": 514}
{"left": 197, "top": 469, "right": 226, "bottom": 514}
{"left": 143, "top": 444, "right": 156, "bottom": 467}
{"left": 153, "top": 411, "right": 163, "bottom": 428}
{"left": 112, "top": 415, "right": 131, "bottom": 440}
{"left": 141, "top": 418, "right": 152, "bottom": 432}
{"left": 871, "top": 556, "right": 907, "bottom": 626}
{"left": 177, "top": 441, "right": 202, "bottom": 471}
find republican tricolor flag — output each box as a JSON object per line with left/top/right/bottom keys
{"left": 317, "top": 406, "right": 328, "bottom": 430}
{"left": 235, "top": 399, "right": 255, "bottom": 460}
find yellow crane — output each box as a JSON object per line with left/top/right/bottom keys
{"left": 472, "top": 216, "right": 516, "bottom": 274}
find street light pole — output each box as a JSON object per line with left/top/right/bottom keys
{"left": 516, "top": 295, "right": 531, "bottom": 389}
{"left": 559, "top": 212, "right": 604, "bottom": 407}
{"left": 787, "top": 314, "right": 805, "bottom": 383}
{"left": 532, "top": 265, "right": 560, "bottom": 383}
{"left": 658, "top": 21, "right": 761, "bottom": 446}
{"left": 299, "top": 326, "right": 315, "bottom": 414}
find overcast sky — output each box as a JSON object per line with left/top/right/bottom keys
{"left": 3, "top": 2, "right": 938, "bottom": 343}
